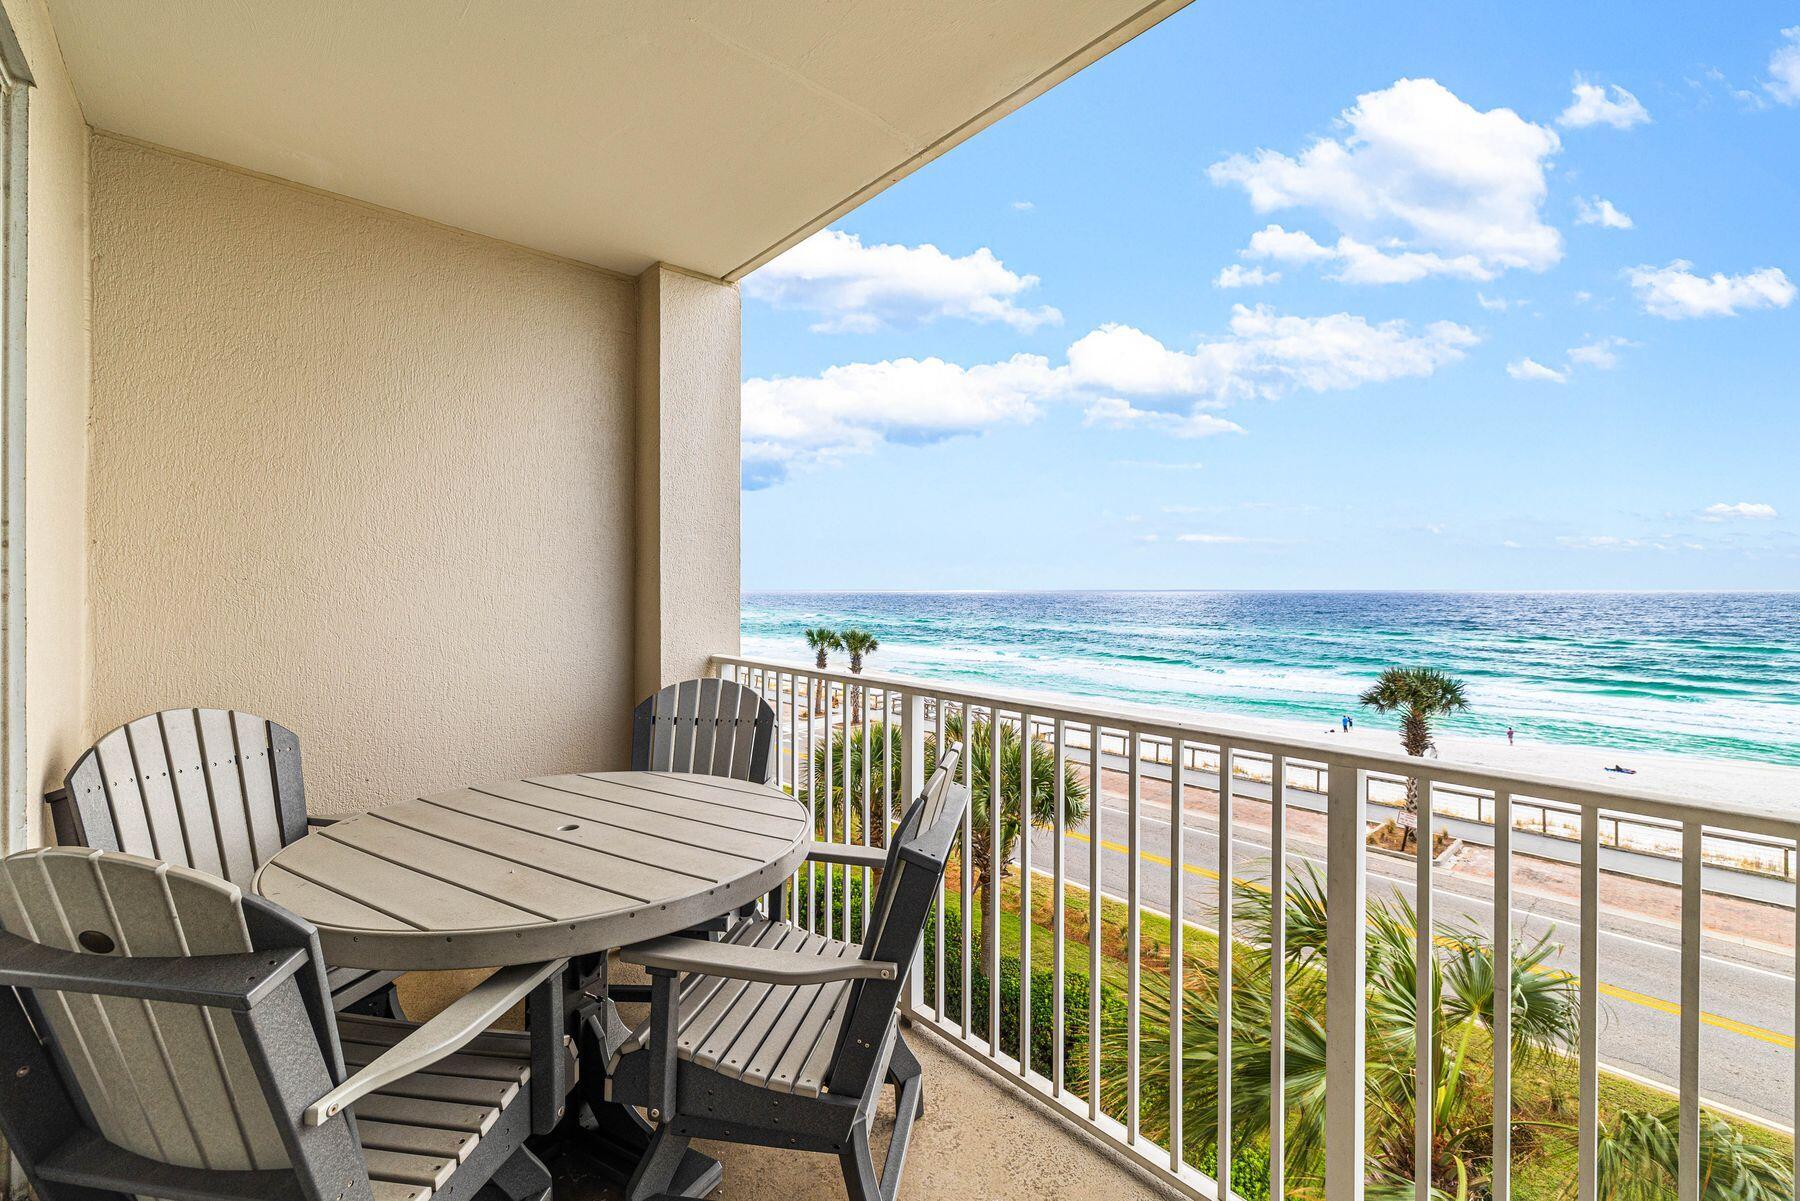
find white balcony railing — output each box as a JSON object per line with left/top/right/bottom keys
{"left": 711, "top": 653, "right": 1799, "bottom": 1201}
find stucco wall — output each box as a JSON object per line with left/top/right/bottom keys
{"left": 87, "top": 136, "right": 639, "bottom": 815}
{"left": 634, "top": 264, "right": 741, "bottom": 699}
{"left": 8, "top": 0, "right": 90, "bottom": 849}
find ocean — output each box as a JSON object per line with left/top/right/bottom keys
{"left": 740, "top": 592, "right": 1800, "bottom": 768}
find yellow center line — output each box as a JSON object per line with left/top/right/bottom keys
{"left": 1061, "top": 828, "right": 1796, "bottom": 1051}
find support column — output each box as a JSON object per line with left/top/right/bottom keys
{"left": 633, "top": 264, "right": 741, "bottom": 705}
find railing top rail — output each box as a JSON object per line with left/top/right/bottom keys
{"left": 713, "top": 653, "right": 1800, "bottom": 841}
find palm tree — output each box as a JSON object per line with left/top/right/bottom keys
{"left": 1591, "top": 1107, "right": 1790, "bottom": 1200}
{"left": 840, "top": 628, "right": 879, "bottom": 673}
{"left": 1359, "top": 666, "right": 1470, "bottom": 816}
{"left": 804, "top": 627, "right": 841, "bottom": 671}
{"left": 810, "top": 721, "right": 906, "bottom": 846}
{"left": 1121, "top": 865, "right": 1581, "bottom": 1197}
{"left": 926, "top": 712, "right": 1087, "bottom": 972}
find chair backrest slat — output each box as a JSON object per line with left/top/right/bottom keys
{"left": 56, "top": 710, "right": 306, "bottom": 891}
{"left": 0, "top": 848, "right": 291, "bottom": 1171}
{"left": 630, "top": 677, "right": 777, "bottom": 785}
{"left": 826, "top": 746, "right": 966, "bottom": 1096}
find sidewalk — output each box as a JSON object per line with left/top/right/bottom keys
{"left": 1091, "top": 758, "right": 1800, "bottom": 956}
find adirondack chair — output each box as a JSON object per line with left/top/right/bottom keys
{"left": 631, "top": 677, "right": 776, "bottom": 784}
{"left": 47, "top": 707, "right": 405, "bottom": 1017}
{"left": 607, "top": 744, "right": 967, "bottom": 1201}
{"left": 0, "top": 846, "right": 568, "bottom": 1201}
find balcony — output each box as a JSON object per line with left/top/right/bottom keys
{"left": 695, "top": 654, "right": 1799, "bottom": 1201}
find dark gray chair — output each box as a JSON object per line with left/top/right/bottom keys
{"left": 608, "top": 744, "right": 966, "bottom": 1201}
{"left": 47, "top": 707, "right": 405, "bottom": 1017}
{"left": 0, "top": 846, "right": 567, "bottom": 1201}
{"left": 631, "top": 678, "right": 776, "bottom": 784}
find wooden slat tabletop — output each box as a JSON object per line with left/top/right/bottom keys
{"left": 252, "top": 771, "right": 810, "bottom": 970}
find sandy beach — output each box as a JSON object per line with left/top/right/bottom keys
{"left": 1278, "top": 712, "right": 1800, "bottom": 815}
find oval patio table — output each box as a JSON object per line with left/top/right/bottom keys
{"left": 254, "top": 769, "right": 810, "bottom": 1200}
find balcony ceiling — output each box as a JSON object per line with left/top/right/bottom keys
{"left": 46, "top": 0, "right": 1189, "bottom": 280}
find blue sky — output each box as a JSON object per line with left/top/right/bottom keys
{"left": 741, "top": 3, "right": 1799, "bottom": 591}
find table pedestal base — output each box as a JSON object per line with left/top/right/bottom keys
{"left": 535, "top": 996, "right": 722, "bottom": 1200}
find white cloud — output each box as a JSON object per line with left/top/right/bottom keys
{"left": 1477, "top": 293, "right": 1520, "bottom": 312}
{"left": 1558, "top": 79, "right": 1651, "bottom": 129}
{"left": 1701, "top": 502, "right": 1778, "bottom": 521}
{"left": 1176, "top": 533, "right": 1252, "bottom": 544}
{"left": 1210, "top": 78, "right": 1563, "bottom": 279}
{"left": 1067, "top": 307, "right": 1479, "bottom": 400}
{"left": 1626, "top": 260, "right": 1796, "bottom": 319}
{"left": 1574, "top": 196, "right": 1633, "bottom": 230}
{"left": 1567, "top": 336, "right": 1635, "bottom": 369}
{"left": 1506, "top": 357, "right": 1569, "bottom": 383}
{"left": 741, "top": 354, "right": 1059, "bottom": 486}
{"left": 1083, "top": 397, "right": 1245, "bottom": 437}
{"left": 1215, "top": 263, "right": 1281, "bottom": 289}
{"left": 1113, "top": 459, "right": 1207, "bottom": 471}
{"left": 1243, "top": 225, "right": 1494, "bottom": 285}
{"left": 1012, "top": 200, "right": 1036, "bottom": 212}
{"left": 1766, "top": 27, "right": 1800, "bottom": 105}
{"left": 744, "top": 305, "right": 1479, "bottom": 484}
{"left": 743, "top": 228, "right": 1061, "bottom": 333}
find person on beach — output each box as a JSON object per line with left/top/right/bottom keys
{"left": 1507, "top": 726, "right": 1515, "bottom": 746}
{"left": 1341, "top": 714, "right": 1351, "bottom": 732}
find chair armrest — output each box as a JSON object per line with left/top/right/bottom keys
{"left": 305, "top": 814, "right": 339, "bottom": 828}
{"left": 806, "top": 841, "right": 887, "bottom": 869}
{"left": 0, "top": 929, "right": 307, "bottom": 1011}
{"left": 304, "top": 958, "right": 564, "bottom": 1125}
{"left": 620, "top": 935, "right": 898, "bottom": 985}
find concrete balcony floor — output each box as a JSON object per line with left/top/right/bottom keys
{"left": 551, "top": 1028, "right": 1172, "bottom": 1201}
{"left": 398, "top": 972, "right": 1176, "bottom": 1201}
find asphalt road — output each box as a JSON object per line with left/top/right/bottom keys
{"left": 1023, "top": 797, "right": 1797, "bottom": 1130}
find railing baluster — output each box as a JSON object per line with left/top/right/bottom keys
{"left": 1053, "top": 716, "right": 1067, "bottom": 1098}
{"left": 961, "top": 699, "right": 974, "bottom": 1039}
{"left": 902, "top": 689, "right": 926, "bottom": 1014}
{"left": 1019, "top": 710, "right": 1034, "bottom": 1075}
{"left": 1169, "top": 740, "right": 1185, "bottom": 1172}
{"left": 843, "top": 683, "right": 855, "bottom": 938}
{"left": 1678, "top": 822, "right": 1702, "bottom": 1201}
{"left": 859, "top": 682, "right": 872, "bottom": 935}
{"left": 824, "top": 679, "right": 835, "bottom": 939}
{"left": 1324, "top": 760, "right": 1366, "bottom": 1201}
{"left": 988, "top": 706, "right": 1004, "bottom": 1054}
{"left": 1127, "top": 730, "right": 1143, "bottom": 1144}
{"left": 1089, "top": 720, "right": 1104, "bottom": 1124}
{"left": 1269, "top": 753, "right": 1287, "bottom": 1201}
{"left": 934, "top": 692, "right": 947, "bottom": 1021}
{"left": 1578, "top": 805, "right": 1598, "bottom": 1201}
{"left": 1410, "top": 779, "right": 1434, "bottom": 1201}
{"left": 1492, "top": 789, "right": 1512, "bottom": 1200}
{"left": 1217, "top": 744, "right": 1234, "bottom": 1198}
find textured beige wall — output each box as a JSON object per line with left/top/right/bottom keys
{"left": 87, "top": 136, "right": 639, "bottom": 815}
{"left": 9, "top": 0, "right": 90, "bottom": 847}
{"left": 634, "top": 264, "right": 741, "bottom": 699}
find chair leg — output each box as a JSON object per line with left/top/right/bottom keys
{"left": 880, "top": 1057, "right": 925, "bottom": 1201}
{"left": 839, "top": 1121, "right": 882, "bottom": 1201}
{"left": 484, "top": 1145, "right": 552, "bottom": 1201}
{"left": 887, "top": 1031, "right": 924, "bottom": 1119}
{"left": 626, "top": 1125, "right": 693, "bottom": 1201}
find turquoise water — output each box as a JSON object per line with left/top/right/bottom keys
{"left": 741, "top": 592, "right": 1800, "bottom": 768}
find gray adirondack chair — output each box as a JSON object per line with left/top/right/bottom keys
{"left": 0, "top": 846, "right": 568, "bottom": 1201}
{"left": 47, "top": 707, "right": 405, "bottom": 1017}
{"left": 607, "top": 744, "right": 967, "bottom": 1201}
{"left": 631, "top": 678, "right": 776, "bottom": 784}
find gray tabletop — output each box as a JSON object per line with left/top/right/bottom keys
{"left": 252, "top": 771, "right": 811, "bottom": 970}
